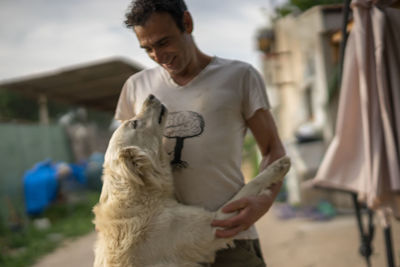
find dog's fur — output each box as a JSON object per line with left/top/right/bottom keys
{"left": 93, "top": 95, "right": 291, "bottom": 267}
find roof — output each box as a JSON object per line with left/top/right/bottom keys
{"left": 0, "top": 58, "right": 143, "bottom": 112}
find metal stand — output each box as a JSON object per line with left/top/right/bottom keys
{"left": 384, "top": 223, "right": 395, "bottom": 267}
{"left": 352, "top": 193, "right": 375, "bottom": 267}
{"left": 351, "top": 193, "right": 396, "bottom": 267}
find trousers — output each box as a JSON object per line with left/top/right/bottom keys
{"left": 202, "top": 239, "right": 266, "bottom": 267}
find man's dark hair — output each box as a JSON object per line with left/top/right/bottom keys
{"left": 125, "top": 0, "right": 188, "bottom": 32}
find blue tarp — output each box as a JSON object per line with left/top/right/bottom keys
{"left": 23, "top": 160, "right": 58, "bottom": 215}
{"left": 23, "top": 160, "right": 88, "bottom": 215}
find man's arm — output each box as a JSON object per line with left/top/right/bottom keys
{"left": 211, "top": 108, "right": 286, "bottom": 238}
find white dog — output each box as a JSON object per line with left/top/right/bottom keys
{"left": 93, "top": 95, "right": 290, "bottom": 267}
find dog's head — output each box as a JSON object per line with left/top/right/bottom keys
{"left": 105, "top": 94, "right": 168, "bottom": 186}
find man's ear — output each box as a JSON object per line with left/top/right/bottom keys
{"left": 183, "top": 11, "right": 193, "bottom": 34}
{"left": 118, "top": 146, "right": 152, "bottom": 186}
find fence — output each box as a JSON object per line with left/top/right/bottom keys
{"left": 0, "top": 123, "right": 72, "bottom": 225}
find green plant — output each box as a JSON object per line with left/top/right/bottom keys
{"left": 274, "top": 0, "right": 343, "bottom": 18}
{"left": 243, "top": 134, "right": 260, "bottom": 178}
{"left": 0, "top": 90, "right": 38, "bottom": 122}
{"left": 0, "top": 191, "right": 99, "bottom": 267}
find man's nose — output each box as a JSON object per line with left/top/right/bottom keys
{"left": 151, "top": 48, "right": 164, "bottom": 63}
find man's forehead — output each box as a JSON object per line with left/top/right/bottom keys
{"left": 134, "top": 14, "right": 179, "bottom": 46}
{"left": 134, "top": 29, "right": 167, "bottom": 47}
{"left": 134, "top": 12, "right": 177, "bottom": 32}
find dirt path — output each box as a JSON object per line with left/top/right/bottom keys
{"left": 257, "top": 206, "right": 400, "bottom": 267}
{"left": 33, "top": 205, "right": 400, "bottom": 267}
{"left": 32, "top": 232, "right": 96, "bottom": 267}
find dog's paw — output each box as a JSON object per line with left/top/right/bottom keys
{"left": 120, "top": 146, "right": 139, "bottom": 161}
{"left": 259, "top": 188, "right": 272, "bottom": 197}
{"left": 269, "top": 156, "right": 291, "bottom": 183}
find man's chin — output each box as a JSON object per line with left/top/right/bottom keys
{"left": 162, "top": 66, "right": 180, "bottom": 76}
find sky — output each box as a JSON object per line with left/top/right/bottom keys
{"left": 0, "top": 0, "right": 286, "bottom": 81}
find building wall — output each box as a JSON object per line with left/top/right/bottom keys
{"left": 263, "top": 6, "right": 343, "bottom": 142}
{"left": 260, "top": 5, "right": 345, "bottom": 206}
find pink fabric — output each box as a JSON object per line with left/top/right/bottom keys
{"left": 313, "top": 0, "right": 400, "bottom": 217}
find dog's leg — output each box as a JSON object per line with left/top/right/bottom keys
{"left": 215, "top": 156, "right": 290, "bottom": 220}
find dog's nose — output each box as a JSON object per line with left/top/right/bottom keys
{"left": 149, "top": 94, "right": 155, "bottom": 100}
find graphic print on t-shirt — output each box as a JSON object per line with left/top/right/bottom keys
{"left": 163, "top": 111, "right": 204, "bottom": 169}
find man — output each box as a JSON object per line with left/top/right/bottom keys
{"left": 115, "top": 0, "right": 286, "bottom": 266}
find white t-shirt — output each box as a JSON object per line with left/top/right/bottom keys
{"left": 115, "top": 56, "right": 270, "bottom": 239}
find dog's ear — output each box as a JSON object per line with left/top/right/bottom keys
{"left": 118, "top": 146, "right": 152, "bottom": 186}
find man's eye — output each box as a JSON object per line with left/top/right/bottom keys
{"left": 132, "top": 120, "right": 138, "bottom": 129}
{"left": 159, "top": 40, "right": 168, "bottom": 47}
{"left": 142, "top": 46, "right": 151, "bottom": 53}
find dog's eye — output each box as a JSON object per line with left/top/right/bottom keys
{"left": 132, "top": 120, "right": 138, "bottom": 129}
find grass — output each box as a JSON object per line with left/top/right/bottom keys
{"left": 0, "top": 191, "right": 99, "bottom": 267}
{"left": 243, "top": 133, "right": 260, "bottom": 178}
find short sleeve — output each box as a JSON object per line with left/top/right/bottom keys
{"left": 115, "top": 77, "right": 136, "bottom": 121}
{"left": 242, "top": 66, "right": 270, "bottom": 120}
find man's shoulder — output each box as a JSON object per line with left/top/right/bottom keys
{"left": 211, "top": 57, "right": 259, "bottom": 80}
{"left": 214, "top": 56, "right": 253, "bottom": 70}
{"left": 125, "top": 66, "right": 162, "bottom": 84}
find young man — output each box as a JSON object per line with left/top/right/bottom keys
{"left": 115, "top": 0, "right": 286, "bottom": 266}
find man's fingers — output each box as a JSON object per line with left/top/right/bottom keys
{"left": 211, "top": 216, "right": 240, "bottom": 228}
{"left": 212, "top": 209, "right": 249, "bottom": 228}
{"left": 222, "top": 198, "right": 249, "bottom": 213}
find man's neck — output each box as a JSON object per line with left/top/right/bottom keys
{"left": 171, "top": 51, "right": 212, "bottom": 86}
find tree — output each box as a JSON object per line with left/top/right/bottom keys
{"left": 275, "top": 0, "right": 343, "bottom": 17}
{"left": 164, "top": 111, "right": 205, "bottom": 169}
{"left": 0, "top": 90, "right": 38, "bottom": 122}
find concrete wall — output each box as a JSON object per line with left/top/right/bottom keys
{"left": 263, "top": 5, "right": 343, "bottom": 141}
{"left": 259, "top": 5, "right": 346, "bottom": 206}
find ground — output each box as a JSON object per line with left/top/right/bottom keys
{"left": 259, "top": 205, "right": 400, "bottom": 267}
{"left": 32, "top": 204, "right": 400, "bottom": 267}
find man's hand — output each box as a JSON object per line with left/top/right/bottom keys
{"left": 211, "top": 182, "right": 281, "bottom": 238}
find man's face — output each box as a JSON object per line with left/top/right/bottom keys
{"left": 134, "top": 12, "right": 192, "bottom": 77}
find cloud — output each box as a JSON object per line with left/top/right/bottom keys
{"left": 0, "top": 0, "right": 282, "bottom": 80}
{"left": 0, "top": 0, "right": 145, "bottom": 79}
{"left": 192, "top": 1, "right": 268, "bottom": 63}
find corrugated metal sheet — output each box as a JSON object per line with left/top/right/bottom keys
{"left": 0, "top": 58, "right": 142, "bottom": 112}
